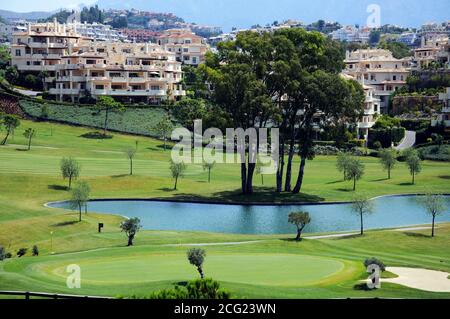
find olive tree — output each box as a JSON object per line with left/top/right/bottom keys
{"left": 154, "top": 117, "right": 173, "bottom": 151}
{"left": 420, "top": 193, "right": 446, "bottom": 237}
{"left": 379, "top": 148, "right": 397, "bottom": 179}
{"left": 70, "top": 181, "right": 91, "bottom": 222}
{"left": 187, "top": 248, "right": 206, "bottom": 279}
{"left": 120, "top": 217, "right": 142, "bottom": 246}
{"left": 1, "top": 114, "right": 20, "bottom": 145}
{"left": 60, "top": 157, "right": 81, "bottom": 189}
{"left": 336, "top": 152, "right": 352, "bottom": 181}
{"left": 23, "top": 128, "right": 36, "bottom": 151}
{"left": 96, "top": 96, "right": 123, "bottom": 136}
{"left": 405, "top": 150, "right": 422, "bottom": 185}
{"left": 345, "top": 157, "right": 365, "bottom": 191}
{"left": 170, "top": 159, "right": 187, "bottom": 190}
{"left": 350, "top": 195, "right": 374, "bottom": 235}
{"left": 202, "top": 160, "right": 215, "bottom": 183}
{"left": 288, "top": 212, "right": 311, "bottom": 241}
{"left": 124, "top": 147, "right": 137, "bottom": 176}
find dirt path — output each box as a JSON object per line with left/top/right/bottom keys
{"left": 383, "top": 267, "right": 450, "bottom": 292}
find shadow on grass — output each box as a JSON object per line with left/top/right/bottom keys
{"left": 404, "top": 232, "right": 432, "bottom": 239}
{"left": 80, "top": 132, "right": 113, "bottom": 140}
{"left": 371, "top": 178, "right": 389, "bottom": 182}
{"left": 398, "top": 182, "right": 414, "bottom": 186}
{"left": 334, "top": 234, "right": 363, "bottom": 240}
{"left": 15, "top": 148, "right": 29, "bottom": 152}
{"left": 52, "top": 220, "right": 79, "bottom": 227}
{"left": 156, "top": 187, "right": 325, "bottom": 204}
{"left": 280, "top": 238, "right": 302, "bottom": 242}
{"left": 48, "top": 185, "right": 69, "bottom": 191}
{"left": 158, "top": 187, "right": 177, "bottom": 192}
{"left": 353, "top": 283, "right": 372, "bottom": 291}
{"left": 112, "top": 174, "right": 129, "bottom": 178}
{"left": 147, "top": 145, "right": 172, "bottom": 151}
{"left": 326, "top": 180, "right": 343, "bottom": 185}
{"left": 438, "top": 175, "right": 450, "bottom": 180}
{"left": 336, "top": 188, "right": 354, "bottom": 193}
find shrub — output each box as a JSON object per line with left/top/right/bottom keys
{"left": 364, "top": 258, "right": 386, "bottom": 272}
{"left": 32, "top": 245, "right": 39, "bottom": 257}
{"left": 16, "top": 248, "right": 28, "bottom": 258}
{"left": 145, "top": 279, "right": 231, "bottom": 300}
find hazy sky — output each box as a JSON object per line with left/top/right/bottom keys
{"left": 1, "top": 0, "right": 449, "bottom": 31}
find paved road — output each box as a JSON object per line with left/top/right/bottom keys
{"left": 395, "top": 130, "right": 416, "bottom": 150}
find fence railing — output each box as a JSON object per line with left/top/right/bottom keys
{"left": 0, "top": 290, "right": 113, "bottom": 300}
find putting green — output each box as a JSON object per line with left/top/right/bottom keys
{"left": 32, "top": 253, "right": 345, "bottom": 287}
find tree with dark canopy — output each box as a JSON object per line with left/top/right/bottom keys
{"left": 288, "top": 212, "right": 311, "bottom": 241}
{"left": 120, "top": 218, "right": 142, "bottom": 246}
{"left": 187, "top": 248, "right": 206, "bottom": 279}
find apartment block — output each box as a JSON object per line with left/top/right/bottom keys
{"left": 414, "top": 35, "right": 449, "bottom": 69}
{"left": 341, "top": 73, "right": 381, "bottom": 140}
{"left": 10, "top": 19, "right": 89, "bottom": 79}
{"left": 157, "top": 29, "right": 209, "bottom": 66}
{"left": 344, "top": 49, "right": 411, "bottom": 113}
{"left": 47, "top": 42, "right": 185, "bottom": 104}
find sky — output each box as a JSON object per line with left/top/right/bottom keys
{"left": 1, "top": 0, "right": 449, "bottom": 31}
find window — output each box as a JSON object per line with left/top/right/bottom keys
{"left": 183, "top": 56, "right": 190, "bottom": 61}
{"left": 183, "top": 48, "right": 189, "bottom": 52}
{"left": 15, "top": 49, "right": 21, "bottom": 56}
{"left": 392, "top": 75, "right": 397, "bottom": 81}
{"left": 370, "top": 74, "right": 376, "bottom": 81}
{"left": 95, "top": 85, "right": 104, "bottom": 90}
{"left": 151, "top": 85, "right": 160, "bottom": 90}
{"left": 192, "top": 57, "right": 198, "bottom": 64}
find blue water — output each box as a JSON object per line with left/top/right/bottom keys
{"left": 49, "top": 196, "right": 450, "bottom": 235}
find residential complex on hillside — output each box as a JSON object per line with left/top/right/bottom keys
{"left": 10, "top": 20, "right": 186, "bottom": 103}
{"left": 344, "top": 49, "right": 411, "bottom": 113}
{"left": 414, "top": 34, "right": 450, "bottom": 70}
{"left": 157, "top": 29, "right": 209, "bottom": 66}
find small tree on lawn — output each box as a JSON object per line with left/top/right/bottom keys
{"left": 70, "top": 181, "right": 90, "bottom": 222}
{"left": 405, "top": 150, "right": 422, "bottom": 185}
{"left": 170, "top": 159, "right": 186, "bottom": 190}
{"left": 350, "top": 195, "right": 374, "bottom": 235}
{"left": 379, "top": 148, "right": 397, "bottom": 179}
{"left": 154, "top": 117, "right": 173, "bottom": 151}
{"left": 1, "top": 114, "right": 20, "bottom": 145}
{"left": 124, "top": 147, "right": 137, "bottom": 176}
{"left": 187, "top": 248, "right": 206, "bottom": 279}
{"left": 17, "top": 248, "right": 27, "bottom": 258}
{"left": 32, "top": 245, "right": 39, "bottom": 256}
{"left": 202, "top": 160, "right": 215, "bottom": 183}
{"left": 23, "top": 128, "right": 36, "bottom": 151}
{"left": 60, "top": 157, "right": 81, "bottom": 189}
{"left": 345, "top": 157, "right": 365, "bottom": 191}
{"left": 288, "top": 212, "right": 311, "bottom": 241}
{"left": 120, "top": 217, "right": 142, "bottom": 246}
{"left": 420, "top": 193, "right": 446, "bottom": 237}
{"left": 96, "top": 96, "right": 123, "bottom": 136}
{"left": 336, "top": 152, "right": 352, "bottom": 181}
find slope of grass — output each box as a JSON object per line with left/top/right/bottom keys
{"left": 0, "top": 119, "right": 449, "bottom": 299}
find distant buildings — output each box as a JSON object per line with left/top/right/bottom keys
{"left": 68, "top": 22, "right": 128, "bottom": 42}
{"left": 0, "top": 21, "right": 27, "bottom": 42}
{"left": 120, "top": 29, "right": 160, "bottom": 43}
{"left": 330, "top": 26, "right": 371, "bottom": 44}
{"left": 413, "top": 34, "right": 449, "bottom": 70}
{"left": 344, "top": 49, "right": 411, "bottom": 113}
{"left": 396, "top": 32, "right": 419, "bottom": 47}
{"left": 157, "top": 29, "right": 209, "bottom": 66}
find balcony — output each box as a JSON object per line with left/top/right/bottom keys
{"left": 49, "top": 88, "right": 80, "bottom": 95}
{"left": 358, "top": 121, "right": 376, "bottom": 129}
{"left": 92, "top": 89, "right": 166, "bottom": 96}
{"left": 110, "top": 77, "right": 128, "bottom": 83}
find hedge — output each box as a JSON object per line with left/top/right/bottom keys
{"left": 18, "top": 99, "right": 169, "bottom": 137}
{"left": 368, "top": 127, "right": 406, "bottom": 148}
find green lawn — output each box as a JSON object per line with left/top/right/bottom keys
{"left": 0, "top": 119, "right": 449, "bottom": 299}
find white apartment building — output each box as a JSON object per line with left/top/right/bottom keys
{"left": 157, "top": 29, "right": 209, "bottom": 66}
{"left": 331, "top": 26, "right": 371, "bottom": 43}
{"left": 344, "top": 49, "right": 411, "bottom": 113}
{"left": 10, "top": 19, "right": 89, "bottom": 78}
{"left": 69, "top": 22, "right": 128, "bottom": 42}
{"left": 433, "top": 87, "right": 450, "bottom": 130}
{"left": 341, "top": 73, "right": 381, "bottom": 140}
{"left": 46, "top": 42, "right": 185, "bottom": 104}
{"left": 414, "top": 35, "right": 449, "bottom": 69}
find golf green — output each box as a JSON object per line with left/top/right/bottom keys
{"left": 30, "top": 253, "right": 345, "bottom": 287}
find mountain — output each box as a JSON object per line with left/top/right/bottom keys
{"left": 0, "top": 9, "right": 53, "bottom": 21}
{"left": 96, "top": 0, "right": 450, "bottom": 31}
